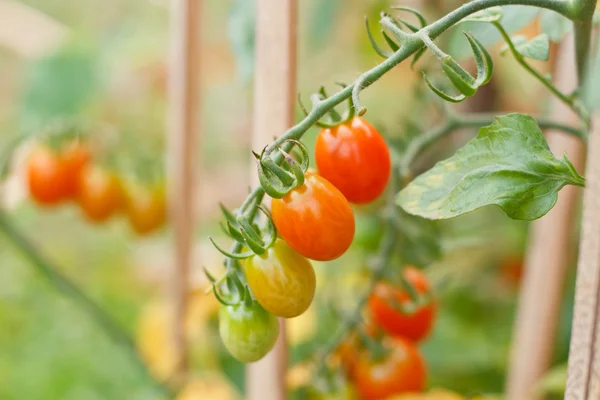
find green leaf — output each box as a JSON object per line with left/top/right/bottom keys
{"left": 448, "top": 6, "right": 539, "bottom": 59}
{"left": 539, "top": 9, "right": 572, "bottom": 42}
{"left": 460, "top": 7, "right": 503, "bottom": 23}
{"left": 501, "top": 34, "right": 550, "bottom": 61}
{"left": 397, "top": 114, "right": 585, "bottom": 221}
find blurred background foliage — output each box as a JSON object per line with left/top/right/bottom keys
{"left": 0, "top": 0, "right": 580, "bottom": 398}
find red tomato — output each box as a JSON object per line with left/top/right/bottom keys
{"left": 77, "top": 166, "right": 124, "bottom": 223}
{"left": 368, "top": 267, "right": 436, "bottom": 342}
{"left": 125, "top": 185, "right": 166, "bottom": 235}
{"left": 353, "top": 337, "right": 426, "bottom": 399}
{"left": 27, "top": 146, "right": 69, "bottom": 205}
{"left": 271, "top": 172, "right": 355, "bottom": 261}
{"left": 315, "top": 117, "right": 391, "bottom": 204}
{"left": 59, "top": 141, "right": 91, "bottom": 198}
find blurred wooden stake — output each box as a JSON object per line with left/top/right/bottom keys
{"left": 166, "top": 0, "right": 201, "bottom": 380}
{"left": 565, "top": 115, "right": 600, "bottom": 399}
{"left": 247, "top": 1, "right": 297, "bottom": 399}
{"left": 506, "top": 38, "right": 585, "bottom": 400}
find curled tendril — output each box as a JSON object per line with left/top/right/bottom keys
{"left": 255, "top": 139, "right": 310, "bottom": 199}
{"left": 421, "top": 32, "right": 493, "bottom": 103}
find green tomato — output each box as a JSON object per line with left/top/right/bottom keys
{"left": 219, "top": 301, "right": 279, "bottom": 363}
{"left": 243, "top": 239, "right": 316, "bottom": 318}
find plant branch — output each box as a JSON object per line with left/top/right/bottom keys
{"left": 571, "top": 0, "right": 597, "bottom": 88}
{"left": 224, "top": 0, "right": 575, "bottom": 271}
{"left": 493, "top": 22, "right": 590, "bottom": 125}
{"left": 0, "top": 211, "right": 173, "bottom": 397}
{"left": 399, "top": 112, "right": 584, "bottom": 177}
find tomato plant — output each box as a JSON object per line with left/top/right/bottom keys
{"left": 315, "top": 117, "right": 391, "bottom": 204}
{"left": 27, "top": 146, "right": 70, "bottom": 205}
{"left": 271, "top": 172, "right": 355, "bottom": 261}
{"left": 125, "top": 185, "right": 166, "bottom": 235}
{"left": 353, "top": 337, "right": 427, "bottom": 399}
{"left": 219, "top": 299, "right": 279, "bottom": 363}
{"left": 368, "top": 267, "right": 436, "bottom": 342}
{"left": 243, "top": 238, "right": 315, "bottom": 318}
{"left": 76, "top": 166, "right": 124, "bottom": 223}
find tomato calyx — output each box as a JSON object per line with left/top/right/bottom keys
{"left": 205, "top": 267, "right": 256, "bottom": 308}
{"left": 210, "top": 203, "right": 278, "bottom": 259}
{"left": 255, "top": 139, "right": 309, "bottom": 199}
{"left": 298, "top": 84, "right": 356, "bottom": 129}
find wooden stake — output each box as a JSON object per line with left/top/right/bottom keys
{"left": 247, "top": 1, "right": 297, "bottom": 399}
{"left": 166, "top": 0, "right": 201, "bottom": 380}
{"left": 506, "top": 38, "right": 585, "bottom": 400}
{"left": 565, "top": 121, "right": 600, "bottom": 399}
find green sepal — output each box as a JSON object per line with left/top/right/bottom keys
{"left": 391, "top": 6, "right": 427, "bottom": 28}
{"left": 441, "top": 57, "right": 477, "bottom": 96}
{"left": 209, "top": 237, "right": 255, "bottom": 259}
{"left": 422, "top": 72, "right": 467, "bottom": 103}
{"left": 239, "top": 227, "right": 266, "bottom": 255}
{"left": 382, "top": 30, "right": 400, "bottom": 51}
{"left": 465, "top": 32, "right": 493, "bottom": 86}
{"left": 226, "top": 221, "right": 246, "bottom": 243}
{"left": 365, "top": 17, "right": 393, "bottom": 58}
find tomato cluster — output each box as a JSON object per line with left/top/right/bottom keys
{"left": 216, "top": 116, "right": 393, "bottom": 364}
{"left": 26, "top": 141, "right": 165, "bottom": 235}
{"left": 333, "top": 267, "right": 436, "bottom": 399}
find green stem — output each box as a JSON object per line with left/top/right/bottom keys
{"left": 493, "top": 22, "right": 589, "bottom": 125}
{"left": 571, "top": 0, "right": 597, "bottom": 87}
{"left": 0, "top": 211, "right": 173, "bottom": 397}
{"left": 400, "top": 112, "right": 585, "bottom": 176}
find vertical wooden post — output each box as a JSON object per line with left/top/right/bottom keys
{"left": 506, "top": 39, "right": 585, "bottom": 400}
{"left": 247, "top": 1, "right": 297, "bottom": 399}
{"left": 565, "top": 122, "right": 600, "bottom": 399}
{"left": 166, "top": 0, "right": 201, "bottom": 380}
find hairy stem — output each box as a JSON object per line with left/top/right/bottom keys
{"left": 0, "top": 211, "right": 173, "bottom": 397}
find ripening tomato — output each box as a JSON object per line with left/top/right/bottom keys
{"left": 59, "top": 141, "right": 91, "bottom": 198}
{"left": 77, "top": 166, "right": 124, "bottom": 222}
{"left": 353, "top": 337, "right": 426, "bottom": 399}
{"left": 368, "top": 267, "right": 436, "bottom": 342}
{"left": 219, "top": 301, "right": 279, "bottom": 363}
{"left": 243, "top": 239, "right": 315, "bottom": 318}
{"left": 125, "top": 185, "right": 166, "bottom": 235}
{"left": 315, "top": 117, "right": 391, "bottom": 204}
{"left": 271, "top": 172, "right": 355, "bottom": 261}
{"left": 27, "top": 146, "right": 69, "bottom": 205}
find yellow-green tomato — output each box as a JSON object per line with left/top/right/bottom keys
{"left": 219, "top": 301, "right": 279, "bottom": 363}
{"left": 244, "top": 239, "right": 316, "bottom": 318}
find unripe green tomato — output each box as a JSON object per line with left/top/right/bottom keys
{"left": 243, "top": 239, "right": 316, "bottom": 318}
{"left": 219, "top": 301, "right": 279, "bottom": 363}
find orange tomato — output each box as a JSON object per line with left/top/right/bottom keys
{"left": 59, "top": 141, "right": 91, "bottom": 198}
{"left": 271, "top": 172, "right": 355, "bottom": 261}
{"left": 368, "top": 267, "right": 436, "bottom": 342}
{"left": 315, "top": 117, "right": 391, "bottom": 204}
{"left": 125, "top": 185, "right": 167, "bottom": 235}
{"left": 353, "top": 337, "right": 427, "bottom": 400}
{"left": 27, "top": 146, "right": 69, "bottom": 205}
{"left": 77, "top": 166, "right": 124, "bottom": 222}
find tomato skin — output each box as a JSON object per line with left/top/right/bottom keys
{"left": 27, "top": 146, "right": 69, "bottom": 205}
{"left": 219, "top": 301, "right": 279, "bottom": 363}
{"left": 271, "top": 172, "right": 355, "bottom": 261}
{"left": 244, "top": 239, "right": 315, "bottom": 318}
{"left": 125, "top": 186, "right": 166, "bottom": 235}
{"left": 59, "top": 142, "right": 91, "bottom": 198}
{"left": 76, "top": 166, "right": 124, "bottom": 223}
{"left": 353, "top": 337, "right": 426, "bottom": 399}
{"left": 315, "top": 117, "right": 391, "bottom": 204}
{"left": 368, "top": 267, "right": 436, "bottom": 342}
